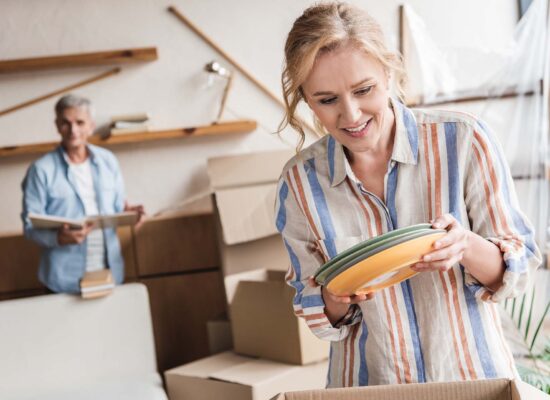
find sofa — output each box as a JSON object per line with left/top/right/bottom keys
{"left": 0, "top": 283, "right": 167, "bottom": 400}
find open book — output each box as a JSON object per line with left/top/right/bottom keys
{"left": 28, "top": 211, "right": 139, "bottom": 230}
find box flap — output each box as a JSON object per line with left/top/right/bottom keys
{"left": 225, "top": 269, "right": 268, "bottom": 304}
{"left": 165, "top": 351, "right": 249, "bottom": 379}
{"left": 207, "top": 150, "right": 293, "bottom": 190}
{"left": 511, "top": 379, "right": 550, "bottom": 400}
{"left": 215, "top": 183, "right": 278, "bottom": 245}
{"left": 220, "top": 235, "right": 289, "bottom": 278}
{"left": 273, "top": 379, "right": 513, "bottom": 400}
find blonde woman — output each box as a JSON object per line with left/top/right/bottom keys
{"left": 275, "top": 2, "right": 541, "bottom": 387}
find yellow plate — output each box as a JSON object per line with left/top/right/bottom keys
{"left": 326, "top": 232, "right": 446, "bottom": 296}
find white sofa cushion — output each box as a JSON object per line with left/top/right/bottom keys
{"left": 16, "top": 374, "right": 167, "bottom": 400}
{"left": 0, "top": 283, "right": 167, "bottom": 400}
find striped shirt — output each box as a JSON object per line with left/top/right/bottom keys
{"left": 274, "top": 99, "right": 541, "bottom": 387}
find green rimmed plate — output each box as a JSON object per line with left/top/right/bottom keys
{"left": 314, "top": 223, "right": 432, "bottom": 283}
{"left": 323, "top": 228, "right": 446, "bottom": 285}
{"left": 325, "top": 231, "right": 446, "bottom": 295}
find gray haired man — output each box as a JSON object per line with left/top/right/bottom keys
{"left": 21, "top": 94, "right": 144, "bottom": 293}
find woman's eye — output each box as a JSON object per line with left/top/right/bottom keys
{"left": 355, "top": 86, "right": 373, "bottom": 96}
{"left": 320, "top": 97, "right": 337, "bottom": 105}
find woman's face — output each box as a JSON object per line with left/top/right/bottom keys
{"left": 301, "top": 43, "right": 394, "bottom": 153}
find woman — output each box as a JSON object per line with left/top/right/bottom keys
{"left": 275, "top": 2, "right": 541, "bottom": 387}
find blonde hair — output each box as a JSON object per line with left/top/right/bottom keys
{"left": 279, "top": 2, "right": 406, "bottom": 152}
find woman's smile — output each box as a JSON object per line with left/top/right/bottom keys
{"left": 341, "top": 119, "right": 372, "bottom": 138}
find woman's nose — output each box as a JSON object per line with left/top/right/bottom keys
{"left": 340, "top": 98, "right": 361, "bottom": 125}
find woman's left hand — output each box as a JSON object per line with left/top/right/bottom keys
{"left": 410, "top": 213, "right": 471, "bottom": 273}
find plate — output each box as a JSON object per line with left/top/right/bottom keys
{"left": 316, "top": 227, "right": 440, "bottom": 284}
{"left": 325, "top": 231, "right": 446, "bottom": 295}
{"left": 321, "top": 228, "right": 444, "bottom": 285}
{"left": 315, "top": 227, "right": 438, "bottom": 284}
{"left": 314, "top": 223, "right": 432, "bottom": 279}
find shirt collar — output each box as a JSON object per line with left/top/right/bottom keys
{"left": 57, "top": 144, "right": 98, "bottom": 166}
{"left": 329, "top": 98, "right": 419, "bottom": 187}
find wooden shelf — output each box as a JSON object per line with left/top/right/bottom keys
{"left": 0, "top": 120, "right": 257, "bottom": 158}
{"left": 96, "top": 120, "right": 257, "bottom": 145}
{"left": 0, "top": 47, "right": 158, "bottom": 73}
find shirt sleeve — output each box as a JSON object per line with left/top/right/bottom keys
{"left": 274, "top": 171, "right": 362, "bottom": 341}
{"left": 21, "top": 164, "right": 59, "bottom": 248}
{"left": 463, "top": 120, "right": 542, "bottom": 302}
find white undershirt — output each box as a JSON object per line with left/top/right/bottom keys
{"left": 68, "top": 159, "right": 106, "bottom": 272}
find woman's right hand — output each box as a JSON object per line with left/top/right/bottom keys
{"left": 308, "top": 276, "right": 375, "bottom": 325}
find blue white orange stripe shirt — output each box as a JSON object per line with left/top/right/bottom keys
{"left": 274, "top": 99, "right": 541, "bottom": 387}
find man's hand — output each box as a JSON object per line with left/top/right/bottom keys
{"left": 57, "top": 222, "right": 95, "bottom": 245}
{"left": 124, "top": 202, "right": 146, "bottom": 229}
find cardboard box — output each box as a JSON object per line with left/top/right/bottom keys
{"left": 273, "top": 378, "right": 550, "bottom": 400}
{"left": 164, "top": 351, "right": 328, "bottom": 400}
{"left": 226, "top": 269, "right": 330, "bottom": 365}
{"left": 207, "top": 150, "right": 294, "bottom": 277}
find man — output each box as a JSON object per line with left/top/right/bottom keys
{"left": 21, "top": 94, "right": 144, "bottom": 293}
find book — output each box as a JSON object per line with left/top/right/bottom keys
{"left": 110, "top": 124, "right": 149, "bottom": 135}
{"left": 28, "top": 211, "right": 139, "bottom": 230}
{"left": 80, "top": 269, "right": 114, "bottom": 299}
{"left": 112, "top": 121, "right": 149, "bottom": 129}
{"left": 110, "top": 112, "right": 150, "bottom": 123}
{"left": 109, "top": 113, "right": 150, "bottom": 136}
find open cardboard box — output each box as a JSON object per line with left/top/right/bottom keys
{"left": 273, "top": 378, "right": 550, "bottom": 400}
{"left": 164, "top": 351, "right": 327, "bottom": 400}
{"left": 226, "top": 269, "right": 330, "bottom": 365}
{"left": 207, "top": 150, "right": 294, "bottom": 278}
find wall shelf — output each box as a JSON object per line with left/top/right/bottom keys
{"left": 0, "top": 119, "right": 257, "bottom": 158}
{"left": 0, "top": 47, "right": 158, "bottom": 73}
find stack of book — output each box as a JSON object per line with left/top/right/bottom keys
{"left": 80, "top": 269, "right": 115, "bottom": 299}
{"left": 110, "top": 112, "right": 150, "bottom": 135}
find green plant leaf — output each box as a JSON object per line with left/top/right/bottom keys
{"left": 518, "top": 292, "right": 527, "bottom": 330}
{"left": 530, "top": 300, "right": 550, "bottom": 352}
{"left": 524, "top": 286, "right": 536, "bottom": 341}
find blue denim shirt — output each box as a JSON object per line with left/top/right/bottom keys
{"left": 21, "top": 145, "right": 126, "bottom": 293}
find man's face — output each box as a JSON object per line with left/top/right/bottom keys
{"left": 55, "top": 106, "right": 95, "bottom": 152}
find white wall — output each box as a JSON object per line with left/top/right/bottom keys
{"left": 0, "top": 0, "right": 518, "bottom": 234}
